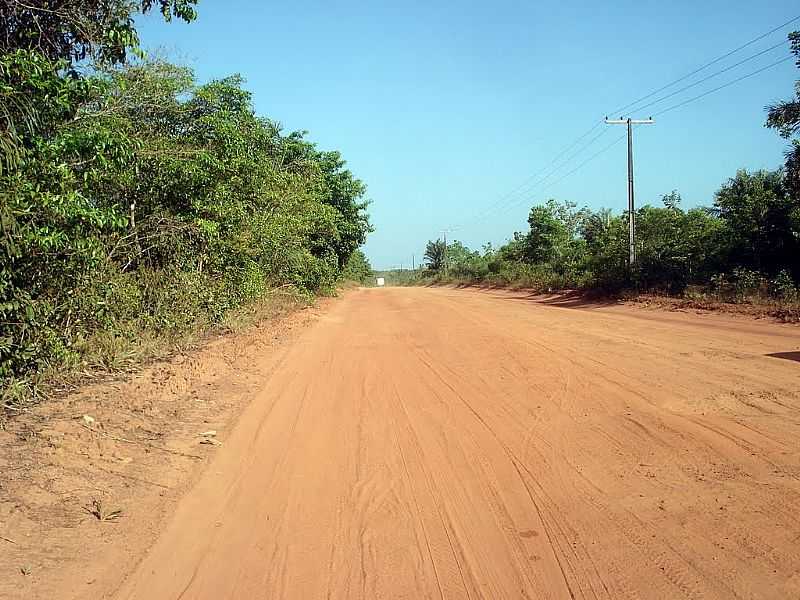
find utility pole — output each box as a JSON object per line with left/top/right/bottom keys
{"left": 605, "top": 116, "right": 654, "bottom": 268}
{"left": 412, "top": 254, "right": 415, "bottom": 271}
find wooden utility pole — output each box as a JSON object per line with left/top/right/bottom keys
{"left": 605, "top": 117, "right": 654, "bottom": 268}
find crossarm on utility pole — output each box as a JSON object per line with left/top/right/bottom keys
{"left": 605, "top": 118, "right": 655, "bottom": 125}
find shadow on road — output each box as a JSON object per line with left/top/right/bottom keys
{"left": 766, "top": 351, "right": 800, "bottom": 363}
{"left": 491, "top": 289, "right": 623, "bottom": 310}
{"left": 430, "top": 283, "right": 625, "bottom": 310}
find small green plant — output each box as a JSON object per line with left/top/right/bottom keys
{"left": 770, "top": 270, "right": 798, "bottom": 301}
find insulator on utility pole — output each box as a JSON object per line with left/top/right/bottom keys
{"left": 604, "top": 117, "right": 654, "bottom": 270}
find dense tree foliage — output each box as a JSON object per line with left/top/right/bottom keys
{"left": 766, "top": 32, "right": 800, "bottom": 139}
{"left": 423, "top": 239, "right": 446, "bottom": 271}
{"left": 0, "top": 5, "right": 371, "bottom": 395}
{"left": 766, "top": 30, "right": 800, "bottom": 226}
{"left": 341, "top": 250, "right": 373, "bottom": 284}
{"left": 423, "top": 173, "right": 797, "bottom": 299}
{"left": 0, "top": 0, "right": 197, "bottom": 64}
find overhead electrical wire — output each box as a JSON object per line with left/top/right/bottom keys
{"left": 449, "top": 126, "right": 608, "bottom": 231}
{"left": 624, "top": 39, "right": 788, "bottom": 116}
{"left": 499, "top": 54, "right": 796, "bottom": 216}
{"left": 652, "top": 55, "right": 794, "bottom": 117}
{"left": 491, "top": 132, "right": 629, "bottom": 218}
{"left": 487, "top": 55, "right": 794, "bottom": 221}
{"left": 436, "top": 14, "right": 799, "bottom": 240}
{"left": 607, "top": 14, "right": 800, "bottom": 117}
{"left": 488, "top": 45, "right": 793, "bottom": 220}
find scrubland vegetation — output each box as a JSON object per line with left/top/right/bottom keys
{"left": 0, "top": 1, "right": 372, "bottom": 404}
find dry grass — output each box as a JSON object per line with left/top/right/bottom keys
{"left": 84, "top": 498, "right": 123, "bottom": 522}
{"left": 2, "top": 287, "right": 311, "bottom": 417}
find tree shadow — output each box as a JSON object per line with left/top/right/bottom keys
{"left": 489, "top": 289, "right": 622, "bottom": 310}
{"left": 426, "top": 283, "right": 623, "bottom": 310}
{"left": 534, "top": 291, "right": 623, "bottom": 310}
{"left": 766, "top": 352, "right": 800, "bottom": 363}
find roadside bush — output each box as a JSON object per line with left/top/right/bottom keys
{"left": 770, "top": 270, "right": 799, "bottom": 301}
{"left": 341, "top": 250, "right": 374, "bottom": 284}
{"left": 419, "top": 175, "right": 799, "bottom": 300}
{"left": 0, "top": 56, "right": 371, "bottom": 398}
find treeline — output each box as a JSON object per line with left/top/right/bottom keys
{"left": 422, "top": 33, "right": 800, "bottom": 302}
{"left": 0, "top": 1, "right": 371, "bottom": 397}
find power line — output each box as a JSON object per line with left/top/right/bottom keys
{"left": 450, "top": 126, "right": 607, "bottom": 231}
{"left": 461, "top": 50, "right": 789, "bottom": 225}
{"left": 607, "top": 14, "right": 800, "bottom": 116}
{"left": 539, "top": 132, "right": 629, "bottom": 195}
{"left": 448, "top": 121, "right": 604, "bottom": 231}
{"left": 498, "top": 54, "right": 792, "bottom": 218}
{"left": 440, "top": 14, "right": 799, "bottom": 235}
{"left": 492, "top": 131, "right": 628, "bottom": 218}
{"left": 628, "top": 40, "right": 788, "bottom": 116}
{"left": 653, "top": 55, "right": 793, "bottom": 117}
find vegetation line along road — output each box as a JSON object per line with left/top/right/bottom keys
{"left": 0, "top": 1, "right": 374, "bottom": 408}
{"left": 385, "top": 32, "right": 800, "bottom": 310}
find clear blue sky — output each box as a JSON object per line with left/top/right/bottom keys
{"left": 138, "top": 1, "right": 799, "bottom": 270}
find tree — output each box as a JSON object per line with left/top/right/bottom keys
{"left": 524, "top": 201, "right": 569, "bottom": 263}
{"left": 785, "top": 140, "right": 800, "bottom": 201}
{"left": 342, "top": 250, "right": 373, "bottom": 284}
{"left": 634, "top": 193, "right": 725, "bottom": 292}
{"left": 0, "top": 0, "right": 198, "bottom": 65}
{"left": 424, "top": 239, "right": 446, "bottom": 272}
{"left": 446, "top": 240, "right": 489, "bottom": 279}
{"left": 766, "top": 32, "right": 800, "bottom": 139}
{"left": 0, "top": 59, "right": 372, "bottom": 386}
{"left": 714, "top": 169, "right": 799, "bottom": 278}
{"left": 766, "top": 31, "right": 800, "bottom": 203}
{"left": 0, "top": 1, "right": 198, "bottom": 174}
{"left": 522, "top": 199, "right": 587, "bottom": 275}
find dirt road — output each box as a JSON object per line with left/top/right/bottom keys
{"left": 114, "top": 287, "right": 800, "bottom": 599}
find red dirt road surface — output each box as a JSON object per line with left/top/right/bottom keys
{"left": 114, "top": 287, "right": 800, "bottom": 599}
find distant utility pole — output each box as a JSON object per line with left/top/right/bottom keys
{"left": 412, "top": 254, "right": 415, "bottom": 270}
{"left": 605, "top": 116, "right": 654, "bottom": 268}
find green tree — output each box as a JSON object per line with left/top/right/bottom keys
{"left": 635, "top": 193, "right": 725, "bottom": 292}
{"left": 766, "top": 31, "right": 800, "bottom": 202}
{"left": 0, "top": 0, "right": 198, "bottom": 65}
{"left": 522, "top": 199, "right": 587, "bottom": 276}
{"left": 446, "top": 240, "right": 489, "bottom": 279}
{"left": 342, "top": 250, "right": 373, "bottom": 284}
{"left": 524, "top": 201, "right": 568, "bottom": 263}
{"left": 713, "top": 169, "right": 799, "bottom": 278}
{"left": 766, "top": 32, "right": 800, "bottom": 139}
{"left": 424, "top": 239, "right": 446, "bottom": 272}
{"left": 0, "top": 59, "right": 372, "bottom": 389}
